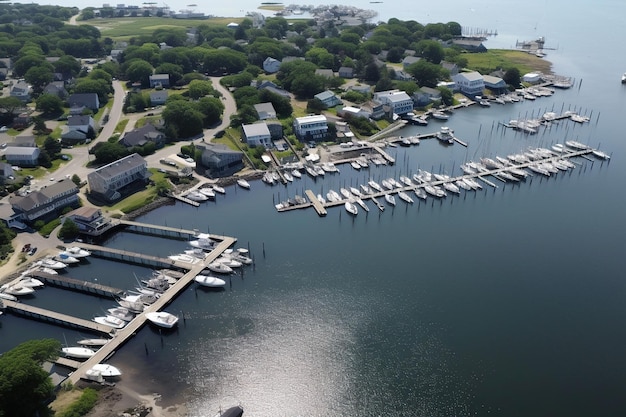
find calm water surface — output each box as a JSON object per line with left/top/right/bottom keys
{"left": 3, "top": 1, "right": 626, "bottom": 416}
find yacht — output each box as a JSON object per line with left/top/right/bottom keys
{"left": 189, "top": 233, "right": 216, "bottom": 250}
{"left": 368, "top": 180, "right": 382, "bottom": 192}
{"left": 212, "top": 185, "right": 226, "bottom": 194}
{"left": 145, "top": 311, "right": 179, "bottom": 329}
{"left": 184, "top": 248, "right": 206, "bottom": 259}
{"left": 414, "top": 188, "right": 428, "bottom": 200}
{"left": 77, "top": 338, "right": 110, "bottom": 347}
{"left": 399, "top": 176, "right": 413, "bottom": 186}
{"left": 316, "top": 193, "right": 326, "bottom": 204}
{"left": 217, "top": 256, "right": 242, "bottom": 268}
{"left": 107, "top": 307, "right": 135, "bottom": 322}
{"left": 435, "top": 126, "right": 454, "bottom": 144}
{"left": 236, "top": 178, "right": 251, "bottom": 189}
{"left": 344, "top": 201, "right": 358, "bottom": 216}
{"left": 291, "top": 169, "right": 302, "bottom": 179}
{"left": 17, "top": 277, "right": 44, "bottom": 288}
{"left": 592, "top": 149, "right": 610, "bottom": 160}
{"left": 194, "top": 275, "right": 227, "bottom": 288}
{"left": 62, "top": 346, "right": 96, "bottom": 359}
{"left": 384, "top": 193, "right": 396, "bottom": 206}
{"left": 340, "top": 188, "right": 352, "bottom": 199}
{"left": 38, "top": 258, "right": 67, "bottom": 270}
{"left": 350, "top": 161, "right": 361, "bottom": 170}
{"left": 207, "top": 262, "right": 233, "bottom": 274}
{"left": 65, "top": 246, "right": 91, "bottom": 258}
{"left": 431, "top": 111, "right": 449, "bottom": 120}
{"left": 0, "top": 291, "right": 17, "bottom": 301}
{"left": 565, "top": 140, "right": 590, "bottom": 150}
{"left": 90, "top": 363, "right": 122, "bottom": 377}
{"left": 55, "top": 252, "right": 80, "bottom": 264}
{"left": 1, "top": 285, "right": 35, "bottom": 296}
{"left": 185, "top": 190, "right": 208, "bottom": 201}
{"left": 93, "top": 315, "right": 126, "bottom": 329}
{"left": 168, "top": 253, "right": 200, "bottom": 264}
{"left": 398, "top": 191, "right": 414, "bottom": 204}
{"left": 349, "top": 187, "right": 362, "bottom": 197}
{"left": 442, "top": 182, "right": 461, "bottom": 194}
{"left": 199, "top": 187, "right": 216, "bottom": 199}
{"left": 283, "top": 172, "right": 294, "bottom": 182}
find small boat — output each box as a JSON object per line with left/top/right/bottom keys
{"left": 622, "top": 73, "right": 626, "bottom": 84}
{"left": 360, "top": 184, "right": 372, "bottom": 194}
{"left": 431, "top": 111, "right": 449, "bottom": 120}
{"left": 455, "top": 180, "right": 472, "bottom": 191}
{"left": 184, "top": 248, "right": 206, "bottom": 259}
{"left": 357, "top": 158, "right": 369, "bottom": 168}
{"left": 17, "top": 277, "right": 44, "bottom": 288}
{"left": 368, "top": 180, "right": 382, "bottom": 192}
{"left": 107, "top": 307, "right": 135, "bottom": 322}
{"left": 326, "top": 190, "right": 340, "bottom": 202}
{"left": 199, "top": 187, "right": 216, "bottom": 199}
{"left": 349, "top": 187, "right": 362, "bottom": 197}
{"left": 399, "top": 176, "right": 413, "bottom": 186}
{"left": 62, "top": 346, "right": 96, "bottom": 359}
{"left": 283, "top": 172, "right": 294, "bottom": 182}
{"left": 350, "top": 161, "right": 361, "bottom": 170}
{"left": 384, "top": 193, "right": 396, "bottom": 206}
{"left": 1, "top": 285, "right": 35, "bottom": 296}
{"left": 291, "top": 169, "right": 302, "bottom": 178}
{"left": 0, "top": 291, "right": 17, "bottom": 301}
{"left": 207, "top": 262, "right": 233, "bottom": 274}
{"left": 344, "top": 201, "right": 358, "bottom": 216}
{"left": 55, "top": 252, "right": 80, "bottom": 264}
{"left": 38, "top": 267, "right": 58, "bottom": 275}
{"left": 414, "top": 188, "right": 428, "bottom": 200}
{"left": 217, "top": 257, "right": 242, "bottom": 268}
{"left": 78, "top": 338, "right": 110, "bottom": 347}
{"left": 565, "top": 140, "right": 590, "bottom": 150}
{"left": 185, "top": 190, "right": 208, "bottom": 201}
{"left": 38, "top": 258, "right": 67, "bottom": 270}
{"left": 381, "top": 179, "right": 394, "bottom": 190}
{"left": 90, "top": 363, "right": 122, "bottom": 377}
{"left": 145, "top": 311, "right": 179, "bottom": 329}
{"left": 305, "top": 166, "right": 318, "bottom": 178}
{"left": 355, "top": 198, "right": 369, "bottom": 212}
{"left": 442, "top": 182, "right": 461, "bottom": 194}
{"left": 340, "top": 188, "right": 352, "bottom": 199}
{"left": 435, "top": 126, "right": 454, "bottom": 144}
{"left": 168, "top": 253, "right": 200, "bottom": 264}
{"left": 399, "top": 137, "right": 412, "bottom": 147}
{"left": 592, "top": 149, "right": 610, "bottom": 160}
{"left": 94, "top": 315, "right": 126, "bottom": 329}
{"left": 398, "top": 191, "right": 414, "bottom": 204}
{"left": 236, "top": 179, "right": 251, "bottom": 189}
{"left": 65, "top": 246, "right": 91, "bottom": 258}
{"left": 189, "top": 234, "right": 216, "bottom": 250}
{"left": 212, "top": 185, "right": 226, "bottom": 194}
{"left": 314, "top": 165, "right": 325, "bottom": 176}
{"left": 262, "top": 172, "right": 275, "bottom": 185}
{"left": 117, "top": 299, "right": 144, "bottom": 313}
{"left": 479, "top": 99, "right": 491, "bottom": 107}
{"left": 371, "top": 197, "right": 384, "bottom": 211}
{"left": 316, "top": 194, "right": 326, "bottom": 204}
{"left": 194, "top": 275, "right": 226, "bottom": 288}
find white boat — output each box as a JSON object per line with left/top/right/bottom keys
{"left": 479, "top": 99, "right": 491, "bottom": 107}
{"left": 398, "top": 191, "right": 414, "bottom": 204}
{"left": 38, "top": 258, "right": 67, "bottom": 270}
{"left": 62, "top": 346, "right": 96, "bottom": 359}
{"left": 349, "top": 187, "right": 362, "bottom": 197}
{"left": 39, "top": 267, "right": 58, "bottom": 275}
{"left": 107, "top": 307, "right": 135, "bottom": 322}
{"left": 316, "top": 194, "right": 326, "bottom": 204}
{"left": 357, "top": 158, "right": 369, "bottom": 168}
{"left": 94, "top": 315, "right": 126, "bottom": 329}
{"left": 55, "top": 252, "right": 80, "bottom": 264}
{"left": 414, "top": 188, "right": 428, "bottom": 200}
{"left": 371, "top": 197, "right": 385, "bottom": 211}
{"left": 65, "top": 246, "right": 91, "bottom": 258}
{"left": 189, "top": 233, "right": 216, "bottom": 250}
{"left": 212, "top": 185, "right": 226, "bottom": 194}
{"left": 184, "top": 248, "right": 206, "bottom": 259}
{"left": 0, "top": 291, "right": 17, "bottom": 301}
{"left": 326, "top": 190, "right": 340, "bottom": 202}
{"left": 384, "top": 193, "right": 396, "bottom": 206}
{"left": 145, "top": 311, "right": 179, "bottom": 329}
{"left": 355, "top": 198, "right": 369, "bottom": 212}
{"left": 217, "top": 257, "right": 242, "bottom": 268}
{"left": 1, "top": 285, "right": 35, "bottom": 296}
{"left": 399, "top": 176, "right": 413, "bottom": 186}
{"left": 90, "top": 363, "right": 122, "bottom": 377}
{"left": 368, "top": 180, "right": 382, "bottom": 192}
{"left": 344, "top": 201, "right": 358, "bottom": 215}
{"left": 431, "top": 111, "right": 449, "bottom": 120}
{"left": 381, "top": 179, "right": 394, "bottom": 190}
{"left": 340, "top": 188, "right": 352, "bottom": 199}
{"left": 455, "top": 180, "right": 472, "bottom": 191}
{"left": 17, "top": 277, "right": 44, "bottom": 288}
{"left": 236, "top": 179, "right": 251, "bottom": 189}
{"left": 283, "top": 172, "right": 294, "bottom": 182}
{"left": 168, "top": 253, "right": 200, "bottom": 264}
{"left": 262, "top": 172, "right": 275, "bottom": 185}
{"left": 77, "top": 338, "right": 110, "bottom": 347}
{"left": 305, "top": 166, "right": 318, "bottom": 178}
{"left": 424, "top": 185, "right": 443, "bottom": 198}
{"left": 350, "top": 161, "right": 361, "bottom": 170}
{"left": 360, "top": 184, "right": 372, "bottom": 194}
{"left": 442, "top": 182, "right": 461, "bottom": 194}
{"left": 435, "top": 126, "right": 454, "bottom": 144}
{"left": 565, "top": 140, "right": 590, "bottom": 150}
{"left": 117, "top": 299, "right": 144, "bottom": 313}
{"left": 592, "top": 149, "right": 610, "bottom": 160}
{"left": 185, "top": 190, "right": 208, "bottom": 201}
{"left": 314, "top": 165, "right": 325, "bottom": 176}
{"left": 199, "top": 187, "right": 216, "bottom": 199}
{"left": 194, "top": 275, "right": 226, "bottom": 288}
{"left": 291, "top": 169, "right": 302, "bottom": 178}
{"left": 207, "top": 262, "right": 233, "bottom": 274}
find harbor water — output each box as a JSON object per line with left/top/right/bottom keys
{"left": 3, "top": 1, "right": 626, "bottom": 416}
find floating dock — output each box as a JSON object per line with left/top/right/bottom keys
{"left": 28, "top": 271, "right": 125, "bottom": 298}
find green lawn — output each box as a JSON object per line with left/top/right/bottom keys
{"left": 464, "top": 49, "right": 553, "bottom": 75}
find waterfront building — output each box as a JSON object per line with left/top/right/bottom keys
{"left": 119, "top": 124, "right": 165, "bottom": 148}
{"left": 197, "top": 143, "right": 244, "bottom": 177}
{"left": 242, "top": 122, "right": 272, "bottom": 148}
{"left": 87, "top": 153, "right": 149, "bottom": 202}
{"left": 9, "top": 179, "right": 79, "bottom": 223}
{"left": 483, "top": 75, "right": 508, "bottom": 94}
{"left": 373, "top": 89, "right": 414, "bottom": 115}
{"left": 64, "top": 206, "right": 114, "bottom": 236}
{"left": 452, "top": 71, "right": 485, "bottom": 97}
{"left": 293, "top": 115, "right": 329, "bottom": 141}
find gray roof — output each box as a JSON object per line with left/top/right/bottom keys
{"left": 253, "top": 102, "right": 276, "bottom": 118}
{"left": 5, "top": 146, "right": 38, "bottom": 156}
{"left": 120, "top": 124, "right": 162, "bottom": 147}
{"left": 69, "top": 93, "right": 99, "bottom": 110}
{"left": 456, "top": 71, "right": 483, "bottom": 81}
{"left": 10, "top": 179, "right": 77, "bottom": 212}
{"left": 314, "top": 90, "right": 337, "bottom": 101}
{"left": 149, "top": 74, "right": 170, "bottom": 81}
{"left": 242, "top": 122, "right": 270, "bottom": 137}
{"left": 68, "top": 115, "right": 92, "bottom": 127}
{"left": 91, "top": 153, "right": 146, "bottom": 180}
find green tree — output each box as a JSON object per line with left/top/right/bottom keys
{"left": 0, "top": 339, "right": 60, "bottom": 417}
{"left": 36, "top": 94, "right": 64, "bottom": 115}
{"left": 187, "top": 79, "right": 214, "bottom": 100}
{"left": 24, "top": 65, "right": 54, "bottom": 92}
{"left": 407, "top": 60, "right": 443, "bottom": 87}
{"left": 43, "top": 136, "right": 62, "bottom": 157}
{"left": 53, "top": 55, "right": 82, "bottom": 78}
{"left": 162, "top": 100, "right": 204, "bottom": 138}
{"left": 58, "top": 218, "right": 80, "bottom": 240}
{"left": 126, "top": 59, "right": 154, "bottom": 86}
{"left": 415, "top": 40, "right": 445, "bottom": 64}
{"left": 154, "top": 63, "right": 183, "bottom": 86}
{"left": 503, "top": 67, "right": 521, "bottom": 88}
{"left": 438, "top": 86, "right": 454, "bottom": 106}
{"left": 71, "top": 174, "right": 81, "bottom": 186}
{"left": 291, "top": 74, "right": 325, "bottom": 98}
{"left": 364, "top": 62, "right": 381, "bottom": 83}
{"left": 195, "top": 96, "right": 224, "bottom": 127}
{"left": 91, "top": 141, "right": 130, "bottom": 164}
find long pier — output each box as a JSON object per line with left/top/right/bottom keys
{"left": 77, "top": 243, "right": 190, "bottom": 270}
{"left": 117, "top": 220, "right": 228, "bottom": 241}
{"left": 58, "top": 236, "right": 237, "bottom": 384}
{"left": 278, "top": 148, "right": 596, "bottom": 214}
{"left": 28, "top": 271, "right": 125, "bottom": 298}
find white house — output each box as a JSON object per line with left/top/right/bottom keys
{"left": 149, "top": 90, "right": 168, "bottom": 105}
{"left": 149, "top": 74, "right": 170, "bottom": 88}
{"left": 263, "top": 57, "right": 281, "bottom": 74}
{"left": 242, "top": 123, "right": 272, "bottom": 148}
{"left": 4, "top": 146, "right": 40, "bottom": 166}
{"left": 67, "top": 115, "right": 96, "bottom": 134}
{"left": 452, "top": 71, "right": 485, "bottom": 97}
{"left": 293, "top": 115, "right": 328, "bottom": 141}
{"left": 372, "top": 89, "right": 413, "bottom": 115}
{"left": 254, "top": 102, "right": 276, "bottom": 120}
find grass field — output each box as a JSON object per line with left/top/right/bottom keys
{"left": 89, "top": 17, "right": 245, "bottom": 40}
{"left": 464, "top": 49, "right": 553, "bottom": 75}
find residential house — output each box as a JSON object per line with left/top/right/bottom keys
{"left": 372, "top": 89, "right": 414, "bottom": 115}
{"left": 0, "top": 58, "right": 12, "bottom": 70}
{"left": 263, "top": 57, "right": 281, "bottom": 74}
{"left": 293, "top": 115, "right": 328, "bottom": 141}
{"left": 197, "top": 143, "right": 244, "bottom": 177}
{"left": 338, "top": 106, "right": 369, "bottom": 119}
{"left": 313, "top": 90, "right": 342, "bottom": 108}
{"left": 149, "top": 74, "right": 170, "bottom": 88}
{"left": 68, "top": 93, "right": 100, "bottom": 112}
{"left": 149, "top": 90, "right": 168, "bottom": 106}
{"left": 4, "top": 146, "right": 40, "bottom": 167}
{"left": 338, "top": 66, "right": 354, "bottom": 79}
{"left": 10, "top": 81, "right": 31, "bottom": 102}
{"left": 254, "top": 102, "right": 276, "bottom": 120}
{"left": 266, "top": 121, "right": 283, "bottom": 140}
{"left": 256, "top": 80, "right": 290, "bottom": 99}
{"left": 314, "top": 69, "right": 334, "bottom": 79}
{"left": 0, "top": 162, "right": 13, "bottom": 179}
{"left": 61, "top": 129, "right": 88, "bottom": 144}
{"left": 12, "top": 113, "right": 31, "bottom": 129}
{"left": 451, "top": 38, "right": 487, "bottom": 52}
{"left": 9, "top": 179, "right": 79, "bottom": 223}
{"left": 0, "top": 68, "right": 9, "bottom": 81}
{"left": 10, "top": 135, "right": 36, "bottom": 147}
{"left": 413, "top": 86, "right": 442, "bottom": 107}
{"left": 360, "top": 100, "right": 385, "bottom": 120}
{"left": 348, "top": 84, "right": 372, "bottom": 95}
{"left": 242, "top": 122, "right": 272, "bottom": 148}
{"left": 402, "top": 56, "right": 421, "bottom": 69}
{"left": 64, "top": 206, "right": 113, "bottom": 236}
{"left": 483, "top": 74, "right": 507, "bottom": 94}
{"left": 67, "top": 115, "right": 95, "bottom": 135}
{"left": 393, "top": 70, "right": 413, "bottom": 81}
{"left": 87, "top": 153, "right": 149, "bottom": 202}
{"left": 119, "top": 124, "right": 165, "bottom": 148}
{"left": 452, "top": 71, "right": 485, "bottom": 97}
{"left": 110, "top": 49, "right": 124, "bottom": 62}
{"left": 441, "top": 61, "right": 460, "bottom": 76}
{"left": 43, "top": 81, "right": 68, "bottom": 99}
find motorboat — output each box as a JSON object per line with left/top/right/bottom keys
{"left": 38, "top": 267, "right": 58, "bottom": 275}
{"left": 414, "top": 188, "right": 428, "bottom": 200}
{"left": 107, "top": 307, "right": 135, "bottom": 322}
{"left": 217, "top": 256, "right": 242, "bottom": 268}
{"left": 90, "top": 363, "right": 122, "bottom": 377}
{"left": 207, "top": 262, "right": 233, "bottom": 274}
{"left": 397, "top": 191, "right": 414, "bottom": 204}
{"left": 38, "top": 258, "right": 67, "bottom": 270}
{"left": 184, "top": 248, "right": 206, "bottom": 259}
{"left": 455, "top": 180, "right": 472, "bottom": 191}
{"left": 592, "top": 149, "right": 610, "bottom": 160}
{"left": 399, "top": 176, "right": 413, "bottom": 186}
{"left": 0, "top": 291, "right": 17, "bottom": 301}
{"left": 340, "top": 188, "right": 352, "bottom": 199}
{"left": 360, "top": 184, "right": 372, "bottom": 195}
{"left": 189, "top": 234, "right": 216, "bottom": 250}
{"left": 78, "top": 338, "right": 110, "bottom": 347}
{"left": 142, "top": 276, "right": 171, "bottom": 292}
{"left": 17, "top": 277, "right": 44, "bottom": 288}
{"left": 55, "top": 252, "right": 80, "bottom": 264}
{"left": 199, "top": 187, "right": 216, "bottom": 199}
{"left": 262, "top": 172, "right": 275, "bottom": 185}
{"left": 344, "top": 201, "right": 358, "bottom": 216}
{"left": 368, "top": 180, "right": 382, "bottom": 192}
{"left": 355, "top": 198, "right": 369, "bottom": 212}
{"left": 565, "top": 140, "right": 590, "bottom": 150}
{"left": 236, "top": 179, "right": 251, "bottom": 189}
{"left": 283, "top": 172, "right": 294, "bottom": 182}
{"left": 431, "top": 111, "right": 449, "bottom": 120}
{"left": 384, "top": 193, "right": 396, "bottom": 206}
{"left": 168, "top": 253, "right": 200, "bottom": 264}
{"left": 62, "top": 346, "right": 96, "bottom": 359}
{"left": 313, "top": 165, "right": 325, "bottom": 177}
{"left": 305, "top": 166, "right": 318, "bottom": 178}
{"left": 435, "top": 126, "right": 454, "bottom": 144}
{"left": 479, "top": 99, "right": 492, "bottom": 107}
{"left": 349, "top": 187, "right": 362, "bottom": 197}
{"left": 1, "top": 285, "right": 35, "bottom": 296}
{"left": 185, "top": 190, "right": 208, "bottom": 201}
{"left": 316, "top": 194, "right": 326, "bottom": 204}
{"left": 442, "top": 182, "right": 461, "bottom": 194}
{"left": 212, "top": 185, "right": 226, "bottom": 194}
{"left": 399, "top": 137, "right": 412, "bottom": 147}
{"left": 291, "top": 169, "right": 302, "bottom": 179}
{"left": 94, "top": 315, "right": 126, "bottom": 329}
{"left": 357, "top": 158, "right": 369, "bottom": 168}
{"left": 117, "top": 299, "right": 144, "bottom": 313}
{"left": 194, "top": 275, "right": 226, "bottom": 288}
{"left": 350, "top": 161, "right": 361, "bottom": 170}
{"left": 381, "top": 179, "right": 394, "bottom": 190}
{"left": 65, "top": 246, "right": 91, "bottom": 258}
{"left": 145, "top": 311, "right": 179, "bottom": 329}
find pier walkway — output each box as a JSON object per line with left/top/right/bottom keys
{"left": 28, "top": 271, "right": 125, "bottom": 298}
{"left": 77, "top": 243, "right": 191, "bottom": 270}
{"left": 118, "top": 220, "right": 229, "bottom": 241}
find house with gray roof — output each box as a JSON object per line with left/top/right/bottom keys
{"left": 263, "top": 57, "right": 281, "bottom": 74}
{"left": 314, "top": 90, "right": 342, "bottom": 108}
{"left": 4, "top": 146, "right": 39, "bottom": 166}
{"left": 402, "top": 56, "right": 421, "bottom": 69}
{"left": 43, "top": 81, "right": 68, "bottom": 99}
{"left": 9, "top": 179, "right": 78, "bottom": 223}
{"left": 452, "top": 71, "right": 485, "bottom": 97}
{"left": 149, "top": 74, "right": 170, "bottom": 88}
{"left": 149, "top": 90, "right": 168, "bottom": 106}
{"left": 338, "top": 66, "right": 354, "bottom": 79}
{"left": 314, "top": 69, "right": 334, "bottom": 79}
{"left": 10, "top": 81, "right": 31, "bottom": 102}
{"left": 451, "top": 38, "right": 487, "bottom": 52}
{"left": 87, "top": 153, "right": 149, "bottom": 202}
{"left": 67, "top": 115, "right": 95, "bottom": 135}
{"left": 242, "top": 122, "right": 272, "bottom": 148}
{"left": 373, "top": 89, "right": 413, "bottom": 115}
{"left": 197, "top": 143, "right": 244, "bottom": 177}
{"left": 68, "top": 93, "right": 100, "bottom": 112}
{"left": 119, "top": 124, "right": 165, "bottom": 148}
{"left": 254, "top": 102, "right": 277, "bottom": 120}
{"left": 483, "top": 74, "right": 507, "bottom": 94}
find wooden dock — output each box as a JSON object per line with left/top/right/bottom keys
{"left": 28, "top": 271, "right": 125, "bottom": 298}
{"left": 169, "top": 193, "right": 200, "bottom": 207}
{"left": 305, "top": 190, "right": 327, "bottom": 216}
{"left": 65, "top": 235, "right": 237, "bottom": 385}
{"left": 77, "top": 243, "right": 191, "bottom": 270}
{"left": 118, "top": 220, "right": 230, "bottom": 242}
